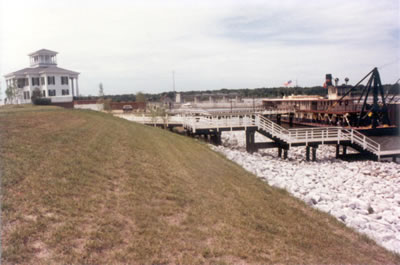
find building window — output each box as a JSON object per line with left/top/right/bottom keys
{"left": 32, "top": 77, "right": 40, "bottom": 86}
{"left": 62, "top": 89, "right": 69, "bottom": 95}
{"left": 48, "top": 90, "right": 56, "bottom": 96}
{"left": 41, "top": 77, "right": 45, "bottom": 85}
{"left": 47, "top": 76, "right": 55, "bottom": 85}
{"left": 23, "top": 91, "right": 31, "bottom": 100}
{"left": 61, "top": 76, "right": 69, "bottom": 85}
{"left": 42, "top": 90, "right": 46, "bottom": 97}
{"left": 17, "top": 78, "right": 26, "bottom": 88}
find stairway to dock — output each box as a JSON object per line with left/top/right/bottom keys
{"left": 182, "top": 114, "right": 400, "bottom": 161}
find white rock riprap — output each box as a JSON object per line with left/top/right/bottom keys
{"left": 211, "top": 131, "right": 400, "bottom": 253}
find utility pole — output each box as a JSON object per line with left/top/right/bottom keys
{"left": 172, "top": 71, "right": 175, "bottom": 92}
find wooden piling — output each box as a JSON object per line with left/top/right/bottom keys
{"left": 336, "top": 144, "right": 340, "bottom": 158}
{"left": 246, "top": 130, "right": 256, "bottom": 153}
{"left": 306, "top": 146, "right": 310, "bottom": 161}
{"left": 312, "top": 146, "right": 317, "bottom": 161}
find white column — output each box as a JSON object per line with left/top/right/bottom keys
{"left": 27, "top": 75, "right": 31, "bottom": 103}
{"left": 71, "top": 77, "right": 75, "bottom": 97}
{"left": 76, "top": 77, "right": 79, "bottom": 97}
{"left": 70, "top": 77, "right": 74, "bottom": 97}
{"left": 44, "top": 74, "right": 49, "bottom": 98}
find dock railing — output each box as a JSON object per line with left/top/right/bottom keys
{"left": 119, "top": 112, "right": 382, "bottom": 159}
{"left": 287, "top": 127, "right": 343, "bottom": 145}
{"left": 342, "top": 128, "right": 381, "bottom": 156}
{"left": 255, "top": 115, "right": 290, "bottom": 141}
{"left": 255, "top": 115, "right": 381, "bottom": 157}
{"left": 183, "top": 115, "right": 256, "bottom": 133}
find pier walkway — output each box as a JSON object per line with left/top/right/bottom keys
{"left": 117, "top": 113, "right": 400, "bottom": 162}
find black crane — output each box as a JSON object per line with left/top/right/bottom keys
{"left": 328, "top": 67, "right": 391, "bottom": 128}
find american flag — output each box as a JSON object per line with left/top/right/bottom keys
{"left": 284, "top": 80, "right": 292, "bottom": 87}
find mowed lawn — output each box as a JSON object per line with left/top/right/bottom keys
{"left": 1, "top": 105, "right": 399, "bottom": 264}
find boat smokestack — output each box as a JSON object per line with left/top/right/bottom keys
{"left": 334, "top": 77, "right": 339, "bottom": 86}
{"left": 325, "top": 74, "right": 333, "bottom": 86}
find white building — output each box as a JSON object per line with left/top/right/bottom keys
{"left": 4, "top": 49, "right": 79, "bottom": 104}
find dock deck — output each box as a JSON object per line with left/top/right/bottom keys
{"left": 117, "top": 113, "right": 400, "bottom": 161}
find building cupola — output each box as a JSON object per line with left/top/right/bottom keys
{"left": 28, "top": 49, "right": 58, "bottom": 67}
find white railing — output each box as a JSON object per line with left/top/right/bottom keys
{"left": 255, "top": 115, "right": 290, "bottom": 141}
{"left": 183, "top": 115, "right": 255, "bottom": 132}
{"left": 255, "top": 115, "right": 381, "bottom": 156}
{"left": 288, "top": 127, "right": 343, "bottom": 144}
{"left": 116, "top": 114, "right": 184, "bottom": 126}
{"left": 342, "top": 128, "right": 381, "bottom": 155}
{"left": 258, "top": 108, "right": 295, "bottom": 115}
{"left": 118, "top": 112, "right": 381, "bottom": 157}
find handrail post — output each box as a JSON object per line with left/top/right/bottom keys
{"left": 363, "top": 135, "right": 366, "bottom": 149}
{"left": 377, "top": 144, "right": 381, "bottom": 160}
{"left": 306, "top": 131, "right": 308, "bottom": 144}
{"left": 322, "top": 130, "right": 324, "bottom": 144}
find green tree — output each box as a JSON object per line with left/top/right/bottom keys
{"left": 31, "top": 87, "right": 42, "bottom": 101}
{"left": 136, "top": 92, "right": 146, "bottom": 102}
{"left": 103, "top": 98, "right": 112, "bottom": 112}
{"left": 149, "top": 105, "right": 166, "bottom": 126}
{"left": 5, "top": 85, "right": 18, "bottom": 104}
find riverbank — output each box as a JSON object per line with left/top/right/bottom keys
{"left": 212, "top": 131, "right": 400, "bottom": 253}
{"left": 1, "top": 105, "right": 399, "bottom": 264}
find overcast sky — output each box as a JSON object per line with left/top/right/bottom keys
{"left": 1, "top": 0, "right": 399, "bottom": 96}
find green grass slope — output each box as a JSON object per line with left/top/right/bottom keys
{"left": 1, "top": 106, "right": 399, "bottom": 264}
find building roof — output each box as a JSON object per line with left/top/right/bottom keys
{"left": 262, "top": 98, "right": 356, "bottom": 102}
{"left": 28, "top": 49, "right": 58, "bottom": 56}
{"left": 4, "top": 66, "right": 79, "bottom": 78}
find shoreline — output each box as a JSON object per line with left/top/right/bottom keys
{"left": 211, "top": 131, "right": 400, "bottom": 253}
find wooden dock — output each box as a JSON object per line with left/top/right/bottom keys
{"left": 117, "top": 113, "right": 400, "bottom": 162}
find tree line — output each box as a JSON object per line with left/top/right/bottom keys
{"left": 3, "top": 81, "right": 398, "bottom": 104}
{"left": 78, "top": 83, "right": 399, "bottom": 102}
